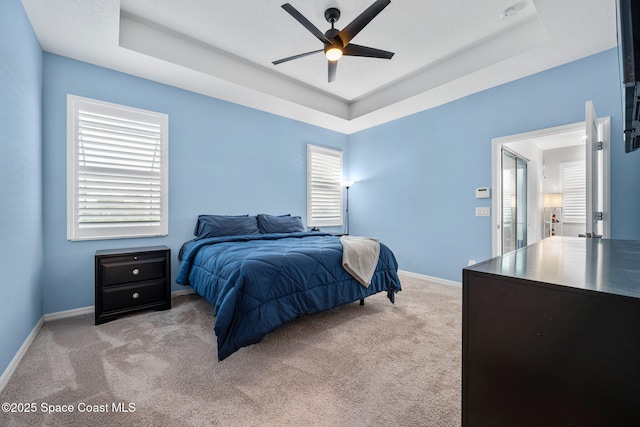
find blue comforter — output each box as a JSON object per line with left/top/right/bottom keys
{"left": 176, "top": 232, "right": 401, "bottom": 360}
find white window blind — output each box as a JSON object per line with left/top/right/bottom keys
{"left": 562, "top": 161, "right": 586, "bottom": 223}
{"left": 67, "top": 95, "right": 168, "bottom": 240}
{"left": 307, "top": 144, "right": 343, "bottom": 227}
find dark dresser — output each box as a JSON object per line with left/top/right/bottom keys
{"left": 462, "top": 237, "right": 640, "bottom": 426}
{"left": 95, "top": 246, "right": 171, "bottom": 325}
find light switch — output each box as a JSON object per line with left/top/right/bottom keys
{"left": 475, "top": 207, "right": 490, "bottom": 217}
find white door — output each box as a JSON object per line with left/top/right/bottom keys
{"left": 585, "top": 101, "right": 609, "bottom": 238}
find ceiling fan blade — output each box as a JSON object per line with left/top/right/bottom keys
{"left": 273, "top": 49, "right": 323, "bottom": 65}
{"left": 342, "top": 43, "right": 394, "bottom": 59}
{"left": 328, "top": 60, "right": 337, "bottom": 83}
{"left": 281, "top": 3, "right": 333, "bottom": 44}
{"left": 338, "top": 0, "right": 391, "bottom": 46}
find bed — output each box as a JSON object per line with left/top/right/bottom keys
{"left": 176, "top": 214, "right": 402, "bottom": 360}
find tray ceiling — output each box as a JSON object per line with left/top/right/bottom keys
{"left": 21, "top": 0, "right": 618, "bottom": 133}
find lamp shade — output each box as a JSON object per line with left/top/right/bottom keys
{"left": 343, "top": 180, "right": 354, "bottom": 189}
{"left": 544, "top": 193, "right": 563, "bottom": 208}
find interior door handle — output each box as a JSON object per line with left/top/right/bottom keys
{"left": 579, "top": 233, "right": 602, "bottom": 238}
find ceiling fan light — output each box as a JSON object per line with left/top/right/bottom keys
{"left": 325, "top": 47, "right": 343, "bottom": 61}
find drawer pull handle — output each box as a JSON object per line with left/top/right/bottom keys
{"left": 132, "top": 292, "right": 140, "bottom": 299}
{"left": 132, "top": 268, "right": 140, "bottom": 275}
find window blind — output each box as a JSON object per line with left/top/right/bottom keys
{"left": 562, "top": 162, "right": 586, "bottom": 223}
{"left": 307, "top": 144, "right": 343, "bottom": 227}
{"left": 68, "top": 96, "right": 168, "bottom": 240}
{"left": 501, "top": 168, "right": 515, "bottom": 226}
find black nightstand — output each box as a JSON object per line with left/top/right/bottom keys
{"left": 95, "top": 245, "right": 171, "bottom": 325}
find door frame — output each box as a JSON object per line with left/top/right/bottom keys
{"left": 491, "top": 118, "right": 610, "bottom": 257}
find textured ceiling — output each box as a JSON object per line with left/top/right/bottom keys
{"left": 21, "top": 0, "right": 618, "bottom": 133}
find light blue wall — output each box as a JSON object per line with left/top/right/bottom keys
{"left": 348, "top": 48, "right": 640, "bottom": 282}
{"left": 0, "top": 0, "right": 43, "bottom": 376}
{"left": 41, "top": 53, "right": 348, "bottom": 314}
{"left": 3, "top": 8, "right": 640, "bottom": 380}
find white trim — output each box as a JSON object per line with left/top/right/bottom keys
{"left": 43, "top": 306, "right": 94, "bottom": 322}
{"left": 0, "top": 317, "right": 44, "bottom": 394}
{"left": 41, "top": 289, "right": 195, "bottom": 322}
{"left": 491, "top": 115, "right": 611, "bottom": 256}
{"left": 492, "top": 122, "right": 584, "bottom": 256}
{"left": 67, "top": 94, "right": 169, "bottom": 241}
{"left": 600, "top": 117, "right": 611, "bottom": 239}
{"left": 306, "top": 144, "right": 343, "bottom": 227}
{"left": 398, "top": 270, "right": 461, "bottom": 287}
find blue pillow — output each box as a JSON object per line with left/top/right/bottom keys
{"left": 194, "top": 215, "right": 259, "bottom": 239}
{"left": 257, "top": 214, "right": 304, "bottom": 233}
{"left": 194, "top": 214, "right": 248, "bottom": 236}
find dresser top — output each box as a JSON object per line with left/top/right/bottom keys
{"left": 465, "top": 237, "right": 640, "bottom": 299}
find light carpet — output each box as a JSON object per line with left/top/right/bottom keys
{"left": 0, "top": 273, "right": 461, "bottom": 426}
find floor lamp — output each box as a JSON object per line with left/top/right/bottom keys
{"left": 343, "top": 181, "right": 354, "bottom": 235}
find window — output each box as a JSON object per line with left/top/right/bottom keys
{"left": 307, "top": 144, "right": 343, "bottom": 227}
{"left": 67, "top": 95, "right": 168, "bottom": 241}
{"left": 562, "top": 161, "right": 586, "bottom": 223}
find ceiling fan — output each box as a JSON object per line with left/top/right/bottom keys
{"left": 272, "top": 0, "right": 394, "bottom": 83}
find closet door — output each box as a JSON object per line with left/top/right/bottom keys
{"left": 501, "top": 149, "right": 527, "bottom": 254}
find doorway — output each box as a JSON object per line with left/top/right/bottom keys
{"left": 491, "top": 111, "right": 610, "bottom": 256}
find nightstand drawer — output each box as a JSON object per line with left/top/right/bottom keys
{"left": 100, "top": 255, "right": 167, "bottom": 286}
{"left": 102, "top": 280, "right": 166, "bottom": 312}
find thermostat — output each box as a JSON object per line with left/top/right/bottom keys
{"left": 476, "top": 187, "right": 490, "bottom": 199}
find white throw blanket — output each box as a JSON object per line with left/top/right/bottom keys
{"left": 340, "top": 235, "right": 380, "bottom": 287}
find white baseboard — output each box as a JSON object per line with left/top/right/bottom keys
{"left": 0, "top": 317, "right": 44, "bottom": 394}
{"left": 42, "top": 289, "right": 195, "bottom": 322}
{"left": 44, "top": 306, "right": 94, "bottom": 322}
{"left": 1, "top": 288, "right": 196, "bottom": 392}
{"left": 398, "top": 270, "right": 462, "bottom": 287}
